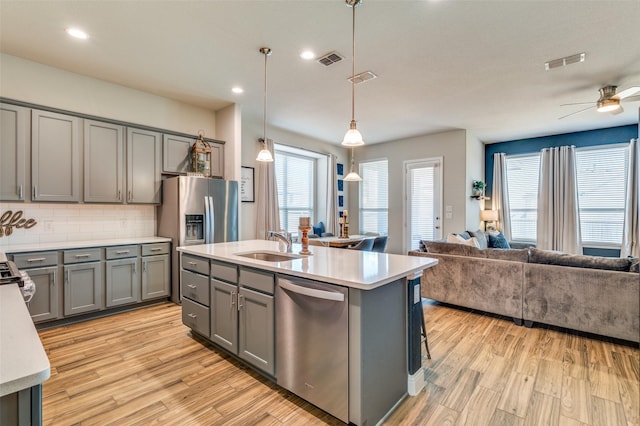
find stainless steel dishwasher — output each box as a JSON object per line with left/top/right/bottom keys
{"left": 276, "top": 276, "right": 349, "bottom": 423}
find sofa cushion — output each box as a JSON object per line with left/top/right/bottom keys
{"left": 421, "top": 240, "right": 485, "bottom": 259}
{"left": 529, "top": 248, "right": 632, "bottom": 272}
{"left": 468, "top": 230, "right": 489, "bottom": 249}
{"left": 447, "top": 233, "right": 480, "bottom": 248}
{"left": 485, "top": 248, "right": 529, "bottom": 262}
{"left": 488, "top": 232, "right": 511, "bottom": 249}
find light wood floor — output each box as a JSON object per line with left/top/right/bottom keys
{"left": 38, "top": 300, "right": 639, "bottom": 425}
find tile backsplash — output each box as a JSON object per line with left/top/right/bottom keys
{"left": 0, "top": 203, "right": 156, "bottom": 248}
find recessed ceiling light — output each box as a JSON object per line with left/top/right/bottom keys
{"left": 232, "top": 87, "right": 244, "bottom": 94}
{"left": 300, "top": 50, "right": 315, "bottom": 60}
{"left": 66, "top": 28, "right": 89, "bottom": 40}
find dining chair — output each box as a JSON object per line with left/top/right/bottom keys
{"left": 347, "top": 238, "right": 374, "bottom": 251}
{"left": 371, "top": 236, "right": 388, "bottom": 253}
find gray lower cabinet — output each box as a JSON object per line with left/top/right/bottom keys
{"left": 84, "top": 120, "right": 124, "bottom": 203}
{"left": 105, "top": 258, "right": 140, "bottom": 307}
{"left": 141, "top": 254, "right": 170, "bottom": 300}
{"left": 210, "top": 279, "right": 238, "bottom": 352}
{"left": 238, "top": 286, "right": 274, "bottom": 376}
{"left": 26, "top": 266, "right": 59, "bottom": 323}
{"left": 31, "top": 109, "right": 81, "bottom": 202}
{"left": 64, "top": 261, "right": 103, "bottom": 316}
{"left": 0, "top": 103, "right": 28, "bottom": 201}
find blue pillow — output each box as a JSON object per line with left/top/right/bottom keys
{"left": 312, "top": 222, "right": 325, "bottom": 236}
{"left": 488, "top": 232, "right": 510, "bottom": 249}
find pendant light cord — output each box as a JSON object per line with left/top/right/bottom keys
{"left": 351, "top": 2, "right": 356, "bottom": 123}
{"left": 263, "top": 49, "right": 268, "bottom": 145}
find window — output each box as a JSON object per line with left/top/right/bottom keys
{"left": 274, "top": 148, "right": 315, "bottom": 238}
{"left": 504, "top": 144, "right": 628, "bottom": 247}
{"left": 505, "top": 154, "right": 540, "bottom": 241}
{"left": 575, "top": 145, "right": 628, "bottom": 246}
{"left": 405, "top": 158, "right": 442, "bottom": 251}
{"left": 359, "top": 159, "right": 388, "bottom": 235}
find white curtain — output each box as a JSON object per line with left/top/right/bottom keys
{"left": 621, "top": 138, "right": 639, "bottom": 258}
{"left": 255, "top": 139, "right": 281, "bottom": 239}
{"left": 324, "top": 154, "right": 339, "bottom": 235}
{"left": 492, "top": 153, "right": 512, "bottom": 240}
{"left": 536, "top": 146, "right": 582, "bottom": 254}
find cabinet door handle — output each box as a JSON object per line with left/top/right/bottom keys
{"left": 187, "top": 261, "right": 197, "bottom": 266}
{"left": 231, "top": 291, "right": 236, "bottom": 308}
{"left": 65, "top": 270, "right": 69, "bottom": 283}
{"left": 238, "top": 294, "right": 244, "bottom": 310}
{"left": 150, "top": 248, "right": 162, "bottom": 252}
{"left": 75, "top": 254, "right": 92, "bottom": 258}
{"left": 187, "top": 284, "right": 197, "bottom": 289}
{"left": 116, "top": 250, "right": 130, "bottom": 254}
{"left": 133, "top": 263, "right": 137, "bottom": 274}
{"left": 18, "top": 185, "right": 23, "bottom": 199}
{"left": 32, "top": 186, "right": 37, "bottom": 199}
{"left": 187, "top": 313, "right": 197, "bottom": 319}
{"left": 118, "top": 190, "right": 122, "bottom": 201}
{"left": 128, "top": 190, "right": 132, "bottom": 202}
{"left": 143, "top": 261, "right": 147, "bottom": 272}
{"left": 27, "top": 257, "right": 47, "bottom": 263}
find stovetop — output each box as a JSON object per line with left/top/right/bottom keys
{"left": 0, "top": 261, "right": 24, "bottom": 286}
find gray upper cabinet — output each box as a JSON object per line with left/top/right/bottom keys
{"left": 127, "top": 128, "right": 161, "bottom": 204}
{"left": 0, "top": 103, "right": 28, "bottom": 201}
{"left": 31, "top": 109, "right": 81, "bottom": 202}
{"left": 84, "top": 120, "right": 125, "bottom": 203}
{"left": 210, "top": 142, "right": 224, "bottom": 178}
{"left": 163, "top": 134, "right": 194, "bottom": 174}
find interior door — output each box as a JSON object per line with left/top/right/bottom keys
{"left": 405, "top": 158, "right": 443, "bottom": 252}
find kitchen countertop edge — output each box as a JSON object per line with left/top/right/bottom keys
{"left": 2, "top": 236, "right": 172, "bottom": 253}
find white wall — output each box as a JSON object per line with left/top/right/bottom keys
{"left": 240, "top": 113, "right": 348, "bottom": 240}
{"left": 465, "top": 131, "right": 484, "bottom": 231}
{"left": 350, "top": 130, "right": 470, "bottom": 254}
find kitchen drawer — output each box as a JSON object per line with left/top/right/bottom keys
{"left": 181, "top": 270, "right": 209, "bottom": 306}
{"left": 182, "top": 297, "right": 210, "bottom": 337}
{"left": 63, "top": 248, "right": 103, "bottom": 264}
{"left": 239, "top": 266, "right": 274, "bottom": 295}
{"left": 211, "top": 259, "right": 237, "bottom": 284}
{"left": 12, "top": 251, "right": 58, "bottom": 269}
{"left": 182, "top": 254, "right": 209, "bottom": 275}
{"left": 106, "top": 245, "right": 140, "bottom": 260}
{"left": 142, "top": 242, "right": 170, "bottom": 256}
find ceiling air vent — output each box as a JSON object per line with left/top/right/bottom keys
{"left": 348, "top": 71, "right": 377, "bottom": 85}
{"left": 545, "top": 52, "right": 585, "bottom": 71}
{"left": 317, "top": 52, "right": 343, "bottom": 66}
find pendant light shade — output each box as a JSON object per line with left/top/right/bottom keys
{"left": 342, "top": 0, "right": 364, "bottom": 147}
{"left": 256, "top": 47, "right": 274, "bottom": 162}
{"left": 343, "top": 148, "right": 362, "bottom": 182}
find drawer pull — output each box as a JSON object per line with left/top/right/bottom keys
{"left": 150, "top": 248, "right": 163, "bottom": 252}
{"left": 187, "top": 313, "right": 197, "bottom": 319}
{"left": 187, "top": 284, "right": 197, "bottom": 289}
{"left": 75, "top": 254, "right": 92, "bottom": 258}
{"left": 116, "top": 250, "right": 130, "bottom": 254}
{"left": 187, "top": 261, "right": 197, "bottom": 266}
{"left": 27, "top": 257, "right": 47, "bottom": 262}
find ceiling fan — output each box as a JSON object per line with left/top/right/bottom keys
{"left": 559, "top": 85, "right": 640, "bottom": 119}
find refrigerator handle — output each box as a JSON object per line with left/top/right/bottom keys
{"left": 209, "top": 196, "right": 215, "bottom": 243}
{"left": 204, "top": 196, "right": 211, "bottom": 244}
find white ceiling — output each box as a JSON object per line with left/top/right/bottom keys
{"left": 1, "top": 0, "right": 639, "bottom": 145}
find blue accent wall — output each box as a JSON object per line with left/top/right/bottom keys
{"left": 485, "top": 124, "right": 637, "bottom": 195}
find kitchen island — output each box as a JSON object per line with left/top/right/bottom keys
{"left": 177, "top": 240, "right": 437, "bottom": 425}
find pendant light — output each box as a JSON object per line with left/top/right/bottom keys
{"left": 343, "top": 147, "right": 362, "bottom": 181}
{"left": 342, "top": 0, "right": 364, "bottom": 147}
{"left": 256, "top": 47, "right": 274, "bottom": 162}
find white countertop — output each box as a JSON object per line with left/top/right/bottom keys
{"left": 4, "top": 236, "right": 172, "bottom": 254}
{"left": 0, "top": 284, "right": 50, "bottom": 396}
{"left": 177, "top": 240, "right": 438, "bottom": 290}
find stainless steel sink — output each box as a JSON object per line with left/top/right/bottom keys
{"left": 234, "top": 251, "right": 302, "bottom": 262}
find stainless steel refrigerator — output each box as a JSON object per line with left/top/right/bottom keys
{"left": 157, "top": 176, "right": 239, "bottom": 303}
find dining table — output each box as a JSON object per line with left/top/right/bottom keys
{"left": 307, "top": 234, "right": 375, "bottom": 248}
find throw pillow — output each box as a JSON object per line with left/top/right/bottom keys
{"left": 447, "top": 233, "right": 480, "bottom": 248}
{"left": 468, "top": 230, "right": 489, "bottom": 249}
{"left": 312, "top": 222, "right": 325, "bottom": 236}
{"left": 488, "top": 232, "right": 510, "bottom": 249}
{"left": 456, "top": 231, "right": 471, "bottom": 240}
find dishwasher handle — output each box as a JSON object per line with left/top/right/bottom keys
{"left": 279, "top": 279, "right": 345, "bottom": 302}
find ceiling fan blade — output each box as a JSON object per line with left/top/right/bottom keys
{"left": 612, "top": 86, "right": 640, "bottom": 100}
{"left": 611, "top": 106, "right": 624, "bottom": 115}
{"left": 560, "top": 102, "right": 593, "bottom": 106}
{"left": 558, "top": 105, "right": 595, "bottom": 120}
{"left": 621, "top": 94, "right": 640, "bottom": 103}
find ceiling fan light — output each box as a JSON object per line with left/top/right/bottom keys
{"left": 596, "top": 98, "right": 620, "bottom": 113}
{"left": 342, "top": 121, "right": 364, "bottom": 146}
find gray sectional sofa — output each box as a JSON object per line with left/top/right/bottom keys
{"left": 409, "top": 239, "right": 640, "bottom": 343}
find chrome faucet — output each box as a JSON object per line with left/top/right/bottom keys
{"left": 267, "top": 230, "right": 292, "bottom": 253}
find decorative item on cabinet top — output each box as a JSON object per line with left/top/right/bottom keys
{"left": 191, "top": 130, "right": 213, "bottom": 177}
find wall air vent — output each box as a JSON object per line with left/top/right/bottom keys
{"left": 317, "top": 52, "right": 343, "bottom": 66}
{"left": 545, "top": 52, "right": 586, "bottom": 71}
{"left": 348, "top": 71, "right": 377, "bottom": 85}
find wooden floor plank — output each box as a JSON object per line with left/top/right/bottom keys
{"left": 37, "top": 300, "right": 639, "bottom": 425}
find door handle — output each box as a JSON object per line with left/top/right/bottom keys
{"left": 27, "top": 257, "right": 47, "bottom": 263}
{"left": 279, "top": 279, "right": 345, "bottom": 302}
{"left": 128, "top": 190, "right": 132, "bottom": 202}
{"left": 18, "top": 185, "right": 23, "bottom": 199}
{"left": 237, "top": 294, "right": 244, "bottom": 310}
{"left": 32, "top": 186, "right": 37, "bottom": 199}
{"left": 231, "top": 291, "right": 236, "bottom": 308}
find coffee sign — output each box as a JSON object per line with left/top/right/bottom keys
{"left": 0, "top": 210, "right": 37, "bottom": 238}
